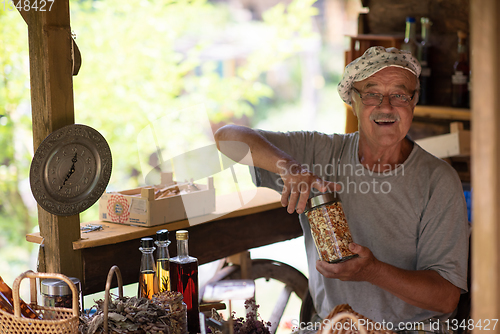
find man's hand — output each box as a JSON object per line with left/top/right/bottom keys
{"left": 315, "top": 243, "right": 380, "bottom": 282}
{"left": 316, "top": 242, "right": 461, "bottom": 313}
{"left": 279, "top": 161, "right": 341, "bottom": 214}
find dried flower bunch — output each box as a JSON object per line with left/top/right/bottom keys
{"left": 79, "top": 291, "right": 186, "bottom": 334}
{"left": 209, "top": 298, "right": 271, "bottom": 334}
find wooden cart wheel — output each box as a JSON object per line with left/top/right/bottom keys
{"left": 202, "top": 258, "right": 309, "bottom": 334}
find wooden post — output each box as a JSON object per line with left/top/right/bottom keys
{"left": 471, "top": 0, "right": 500, "bottom": 323}
{"left": 24, "top": 1, "right": 82, "bottom": 279}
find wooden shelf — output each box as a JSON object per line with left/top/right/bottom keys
{"left": 414, "top": 105, "right": 471, "bottom": 121}
{"left": 26, "top": 187, "right": 284, "bottom": 250}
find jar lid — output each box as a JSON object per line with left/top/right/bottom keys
{"left": 41, "top": 277, "right": 81, "bottom": 296}
{"left": 156, "top": 229, "right": 169, "bottom": 241}
{"left": 176, "top": 230, "right": 188, "bottom": 240}
{"left": 305, "top": 193, "right": 340, "bottom": 211}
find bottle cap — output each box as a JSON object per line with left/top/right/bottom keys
{"left": 41, "top": 277, "right": 81, "bottom": 296}
{"left": 176, "top": 230, "right": 189, "bottom": 240}
{"left": 156, "top": 229, "right": 169, "bottom": 241}
{"left": 141, "top": 237, "right": 154, "bottom": 248}
{"left": 305, "top": 192, "right": 341, "bottom": 211}
{"left": 406, "top": 16, "right": 415, "bottom": 23}
{"left": 421, "top": 17, "right": 431, "bottom": 25}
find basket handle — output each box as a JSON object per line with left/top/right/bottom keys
{"left": 103, "top": 265, "right": 124, "bottom": 334}
{"left": 319, "top": 312, "right": 368, "bottom": 334}
{"left": 12, "top": 270, "right": 79, "bottom": 318}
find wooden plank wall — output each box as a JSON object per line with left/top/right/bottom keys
{"left": 471, "top": 0, "right": 500, "bottom": 324}
{"left": 363, "top": 0, "right": 470, "bottom": 107}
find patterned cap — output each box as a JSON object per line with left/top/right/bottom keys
{"left": 337, "top": 46, "right": 421, "bottom": 105}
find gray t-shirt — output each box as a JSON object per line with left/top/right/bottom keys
{"left": 253, "top": 130, "right": 469, "bottom": 326}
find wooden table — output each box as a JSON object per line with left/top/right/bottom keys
{"left": 26, "top": 188, "right": 302, "bottom": 295}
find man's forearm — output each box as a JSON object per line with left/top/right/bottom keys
{"left": 369, "top": 261, "right": 461, "bottom": 314}
{"left": 317, "top": 244, "right": 461, "bottom": 314}
{"left": 214, "top": 124, "right": 296, "bottom": 173}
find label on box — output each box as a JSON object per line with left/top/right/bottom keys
{"left": 130, "top": 198, "right": 147, "bottom": 215}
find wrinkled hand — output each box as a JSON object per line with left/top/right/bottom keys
{"left": 279, "top": 162, "right": 340, "bottom": 214}
{"left": 316, "top": 243, "right": 380, "bottom": 282}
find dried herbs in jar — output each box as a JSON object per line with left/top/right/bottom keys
{"left": 305, "top": 193, "right": 357, "bottom": 263}
{"left": 41, "top": 277, "right": 82, "bottom": 313}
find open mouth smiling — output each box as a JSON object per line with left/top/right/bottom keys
{"left": 374, "top": 119, "right": 397, "bottom": 125}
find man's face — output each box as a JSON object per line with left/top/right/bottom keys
{"left": 351, "top": 67, "right": 418, "bottom": 149}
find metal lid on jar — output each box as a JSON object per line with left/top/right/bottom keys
{"left": 305, "top": 192, "right": 341, "bottom": 211}
{"left": 176, "top": 230, "right": 189, "bottom": 240}
{"left": 41, "top": 277, "right": 81, "bottom": 296}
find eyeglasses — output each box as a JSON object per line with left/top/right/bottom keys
{"left": 352, "top": 88, "right": 416, "bottom": 107}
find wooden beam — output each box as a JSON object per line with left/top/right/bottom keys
{"left": 17, "top": 5, "right": 82, "bottom": 75}
{"left": 26, "top": 1, "right": 82, "bottom": 280}
{"left": 471, "top": 0, "right": 500, "bottom": 322}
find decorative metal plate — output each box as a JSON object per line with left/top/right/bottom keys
{"left": 30, "top": 124, "right": 112, "bottom": 216}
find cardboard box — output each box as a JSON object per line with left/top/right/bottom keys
{"left": 415, "top": 130, "right": 471, "bottom": 159}
{"left": 98, "top": 173, "right": 215, "bottom": 227}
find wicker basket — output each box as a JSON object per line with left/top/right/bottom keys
{"left": 0, "top": 270, "right": 79, "bottom": 334}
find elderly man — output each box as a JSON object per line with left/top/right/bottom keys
{"left": 214, "top": 46, "right": 469, "bottom": 329}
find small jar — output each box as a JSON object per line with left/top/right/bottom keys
{"left": 41, "top": 277, "right": 82, "bottom": 313}
{"left": 305, "top": 193, "right": 358, "bottom": 263}
{"left": 152, "top": 291, "right": 188, "bottom": 333}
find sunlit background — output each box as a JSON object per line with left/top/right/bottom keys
{"left": 0, "top": 0, "right": 362, "bottom": 332}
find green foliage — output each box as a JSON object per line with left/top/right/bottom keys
{"left": 0, "top": 7, "right": 36, "bottom": 250}
{"left": 0, "top": 0, "right": 320, "bottom": 251}
{"left": 70, "top": 0, "right": 318, "bottom": 191}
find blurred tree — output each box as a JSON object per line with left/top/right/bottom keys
{"left": 0, "top": 7, "right": 34, "bottom": 247}
{"left": 0, "top": 0, "right": 319, "bottom": 253}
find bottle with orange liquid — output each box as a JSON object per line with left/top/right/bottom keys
{"left": 0, "top": 275, "right": 39, "bottom": 319}
{"left": 137, "top": 237, "right": 158, "bottom": 299}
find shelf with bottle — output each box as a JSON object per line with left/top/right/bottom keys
{"left": 413, "top": 105, "right": 470, "bottom": 121}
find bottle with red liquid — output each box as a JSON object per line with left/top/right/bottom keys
{"left": 451, "top": 30, "right": 470, "bottom": 108}
{"left": 138, "top": 237, "right": 158, "bottom": 299}
{"left": 0, "top": 275, "right": 39, "bottom": 319}
{"left": 170, "top": 230, "right": 200, "bottom": 334}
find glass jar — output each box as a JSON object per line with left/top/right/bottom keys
{"left": 152, "top": 291, "right": 188, "bottom": 333}
{"left": 305, "top": 193, "right": 358, "bottom": 263}
{"left": 40, "top": 277, "right": 82, "bottom": 313}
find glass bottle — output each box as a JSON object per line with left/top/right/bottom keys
{"left": 0, "top": 289, "right": 15, "bottom": 315}
{"left": 138, "top": 237, "right": 158, "bottom": 299}
{"left": 0, "top": 275, "right": 39, "bottom": 319}
{"left": 401, "top": 17, "right": 418, "bottom": 57}
{"left": 451, "top": 30, "right": 470, "bottom": 108}
{"left": 418, "top": 17, "right": 432, "bottom": 105}
{"left": 155, "top": 229, "right": 171, "bottom": 293}
{"left": 170, "top": 230, "right": 200, "bottom": 334}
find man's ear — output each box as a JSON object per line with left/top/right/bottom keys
{"left": 350, "top": 95, "right": 359, "bottom": 117}
{"left": 412, "top": 90, "right": 420, "bottom": 107}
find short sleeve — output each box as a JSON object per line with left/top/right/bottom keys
{"left": 250, "top": 130, "right": 343, "bottom": 192}
{"left": 416, "top": 165, "right": 469, "bottom": 292}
